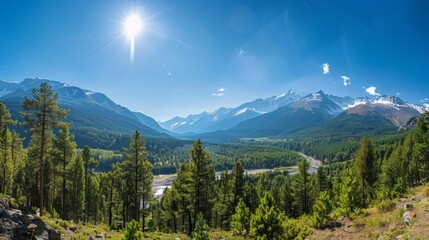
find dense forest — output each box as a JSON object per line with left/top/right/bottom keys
{"left": 1, "top": 82, "right": 429, "bottom": 239}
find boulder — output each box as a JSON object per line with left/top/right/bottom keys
{"left": 49, "top": 229, "right": 61, "bottom": 240}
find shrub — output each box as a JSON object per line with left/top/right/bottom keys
{"left": 422, "top": 186, "right": 429, "bottom": 197}
{"left": 376, "top": 199, "right": 395, "bottom": 213}
{"left": 59, "top": 220, "right": 70, "bottom": 229}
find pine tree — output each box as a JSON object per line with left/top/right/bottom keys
{"left": 0, "top": 102, "right": 16, "bottom": 129}
{"left": 69, "top": 154, "right": 84, "bottom": 222}
{"left": 160, "top": 187, "right": 178, "bottom": 232}
{"left": 413, "top": 113, "right": 429, "bottom": 181}
{"left": 353, "top": 138, "right": 376, "bottom": 206}
{"left": 122, "top": 219, "right": 143, "bottom": 240}
{"left": 231, "top": 161, "right": 245, "bottom": 207}
{"left": 292, "top": 158, "right": 311, "bottom": 215}
{"left": 312, "top": 191, "right": 332, "bottom": 228}
{"left": 250, "top": 192, "right": 285, "bottom": 240}
{"left": 189, "top": 139, "right": 215, "bottom": 226}
{"left": 192, "top": 212, "right": 209, "bottom": 240}
{"left": 122, "top": 130, "right": 153, "bottom": 231}
{"left": 82, "top": 145, "right": 98, "bottom": 222}
{"left": 0, "top": 103, "right": 16, "bottom": 195}
{"left": 334, "top": 170, "right": 360, "bottom": 218}
{"left": 21, "top": 82, "right": 68, "bottom": 216}
{"left": 214, "top": 170, "right": 233, "bottom": 229}
{"left": 10, "top": 130, "right": 24, "bottom": 198}
{"left": 230, "top": 198, "right": 250, "bottom": 236}
{"left": 280, "top": 178, "right": 293, "bottom": 217}
{"left": 0, "top": 127, "right": 12, "bottom": 194}
{"left": 52, "top": 125, "right": 76, "bottom": 219}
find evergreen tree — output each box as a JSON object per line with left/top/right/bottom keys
{"left": 231, "top": 161, "right": 245, "bottom": 207}
{"left": 0, "top": 102, "right": 16, "bottom": 129}
{"left": 280, "top": 178, "right": 293, "bottom": 217}
{"left": 0, "top": 127, "right": 12, "bottom": 194}
{"left": 122, "top": 219, "right": 143, "bottom": 240}
{"left": 192, "top": 212, "right": 209, "bottom": 240}
{"left": 292, "top": 158, "right": 311, "bottom": 215}
{"left": 10, "top": 130, "right": 24, "bottom": 198}
{"left": 21, "top": 82, "right": 68, "bottom": 215}
{"left": 334, "top": 170, "right": 360, "bottom": 218}
{"left": 230, "top": 198, "right": 250, "bottom": 236}
{"left": 413, "top": 113, "right": 429, "bottom": 181}
{"left": 160, "top": 187, "right": 178, "bottom": 232}
{"left": 122, "top": 130, "right": 153, "bottom": 231}
{"left": 0, "top": 103, "right": 16, "bottom": 195}
{"left": 69, "top": 154, "right": 85, "bottom": 222}
{"left": 82, "top": 145, "right": 98, "bottom": 222}
{"left": 243, "top": 183, "right": 259, "bottom": 213}
{"left": 250, "top": 192, "right": 285, "bottom": 240}
{"left": 312, "top": 191, "right": 332, "bottom": 228}
{"left": 353, "top": 138, "right": 376, "bottom": 206}
{"left": 52, "top": 125, "right": 76, "bottom": 219}
{"left": 214, "top": 170, "right": 233, "bottom": 229}
{"left": 189, "top": 139, "right": 215, "bottom": 225}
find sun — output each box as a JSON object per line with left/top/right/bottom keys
{"left": 124, "top": 13, "right": 143, "bottom": 40}
{"left": 124, "top": 13, "right": 143, "bottom": 63}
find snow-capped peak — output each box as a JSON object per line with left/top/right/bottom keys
{"left": 345, "top": 95, "right": 429, "bottom": 113}
{"left": 234, "top": 107, "right": 266, "bottom": 116}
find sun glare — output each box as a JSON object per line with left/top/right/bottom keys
{"left": 124, "top": 13, "right": 143, "bottom": 39}
{"left": 124, "top": 13, "right": 143, "bottom": 63}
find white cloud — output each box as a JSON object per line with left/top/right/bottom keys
{"left": 340, "top": 76, "right": 351, "bottom": 86}
{"left": 365, "top": 86, "right": 381, "bottom": 96}
{"left": 239, "top": 48, "right": 246, "bottom": 55}
{"left": 421, "top": 98, "right": 429, "bottom": 102}
{"left": 212, "top": 88, "right": 225, "bottom": 97}
{"left": 322, "top": 63, "right": 330, "bottom": 74}
{"left": 396, "top": 92, "right": 401, "bottom": 96}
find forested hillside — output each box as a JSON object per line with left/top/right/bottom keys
{"left": 1, "top": 82, "right": 429, "bottom": 239}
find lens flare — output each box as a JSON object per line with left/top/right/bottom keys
{"left": 124, "top": 13, "right": 143, "bottom": 63}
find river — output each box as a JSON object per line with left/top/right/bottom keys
{"left": 152, "top": 152, "right": 322, "bottom": 200}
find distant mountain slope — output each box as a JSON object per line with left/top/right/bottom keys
{"left": 160, "top": 89, "right": 305, "bottom": 134}
{"left": 220, "top": 91, "right": 341, "bottom": 138}
{"left": 0, "top": 78, "right": 170, "bottom": 149}
{"left": 292, "top": 95, "right": 425, "bottom": 139}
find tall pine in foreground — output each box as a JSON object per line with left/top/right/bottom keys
{"left": 21, "top": 82, "right": 68, "bottom": 216}
{"left": 52, "top": 125, "right": 76, "bottom": 219}
{"left": 189, "top": 139, "right": 215, "bottom": 226}
{"left": 122, "top": 130, "right": 153, "bottom": 232}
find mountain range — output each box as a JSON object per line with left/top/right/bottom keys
{"left": 168, "top": 91, "right": 428, "bottom": 140}
{"left": 0, "top": 78, "right": 170, "bottom": 149}
{"left": 1, "top": 78, "right": 428, "bottom": 148}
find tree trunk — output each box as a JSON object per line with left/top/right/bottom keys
{"left": 39, "top": 113, "right": 46, "bottom": 216}
{"left": 62, "top": 147, "right": 67, "bottom": 219}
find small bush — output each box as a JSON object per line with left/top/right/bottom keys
{"left": 422, "top": 186, "right": 429, "bottom": 197}
{"left": 9, "top": 197, "right": 19, "bottom": 209}
{"left": 59, "top": 220, "right": 70, "bottom": 229}
{"left": 376, "top": 199, "right": 395, "bottom": 213}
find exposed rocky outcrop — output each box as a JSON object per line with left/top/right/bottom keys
{"left": 0, "top": 198, "right": 60, "bottom": 240}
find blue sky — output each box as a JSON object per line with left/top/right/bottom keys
{"left": 1, "top": 0, "right": 428, "bottom": 121}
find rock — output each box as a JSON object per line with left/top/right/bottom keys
{"left": 399, "top": 198, "right": 408, "bottom": 202}
{"left": 404, "top": 203, "right": 414, "bottom": 211}
{"left": 49, "top": 229, "right": 61, "bottom": 240}
{"left": 0, "top": 198, "right": 10, "bottom": 209}
{"left": 95, "top": 233, "right": 104, "bottom": 238}
{"left": 21, "top": 214, "right": 35, "bottom": 224}
{"left": 174, "top": 238, "right": 181, "bottom": 240}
